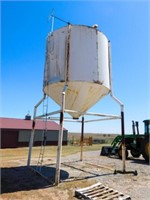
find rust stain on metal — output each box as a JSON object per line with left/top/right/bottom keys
{"left": 79, "top": 85, "right": 106, "bottom": 114}
{"left": 94, "top": 80, "right": 103, "bottom": 84}
{"left": 66, "top": 24, "right": 71, "bottom": 82}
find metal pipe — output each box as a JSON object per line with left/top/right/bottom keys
{"left": 108, "top": 41, "right": 112, "bottom": 92}
{"left": 80, "top": 116, "right": 84, "bottom": 161}
{"left": 48, "top": 117, "right": 82, "bottom": 123}
{"left": 108, "top": 41, "right": 124, "bottom": 110}
{"left": 109, "top": 41, "right": 126, "bottom": 172}
{"left": 84, "top": 116, "right": 121, "bottom": 123}
{"left": 51, "top": 14, "right": 70, "bottom": 25}
{"left": 109, "top": 94, "right": 126, "bottom": 173}
{"left": 132, "top": 121, "right": 136, "bottom": 135}
{"left": 27, "top": 119, "right": 36, "bottom": 166}
{"left": 35, "top": 110, "right": 61, "bottom": 119}
{"left": 55, "top": 85, "right": 68, "bottom": 185}
{"left": 51, "top": 14, "right": 55, "bottom": 33}
{"left": 135, "top": 121, "right": 139, "bottom": 135}
{"left": 27, "top": 95, "right": 46, "bottom": 167}
{"left": 35, "top": 94, "right": 46, "bottom": 109}
{"left": 110, "top": 93, "right": 124, "bottom": 111}
{"left": 121, "top": 111, "right": 126, "bottom": 172}
{"left": 85, "top": 112, "right": 121, "bottom": 118}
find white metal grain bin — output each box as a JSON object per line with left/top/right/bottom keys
{"left": 44, "top": 25, "right": 111, "bottom": 118}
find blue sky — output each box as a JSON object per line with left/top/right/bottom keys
{"left": 1, "top": 1, "right": 150, "bottom": 134}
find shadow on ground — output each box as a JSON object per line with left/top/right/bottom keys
{"left": 1, "top": 166, "right": 69, "bottom": 194}
{"left": 129, "top": 158, "right": 149, "bottom": 165}
{"left": 108, "top": 155, "right": 149, "bottom": 165}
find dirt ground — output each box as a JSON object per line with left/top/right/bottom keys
{"left": 1, "top": 150, "right": 150, "bottom": 200}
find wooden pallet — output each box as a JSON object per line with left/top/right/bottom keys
{"left": 75, "top": 182, "right": 131, "bottom": 200}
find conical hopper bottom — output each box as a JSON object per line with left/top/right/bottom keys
{"left": 44, "top": 82, "right": 109, "bottom": 119}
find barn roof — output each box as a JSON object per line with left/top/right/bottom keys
{"left": 0, "top": 117, "right": 66, "bottom": 131}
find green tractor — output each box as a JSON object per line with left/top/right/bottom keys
{"left": 141, "top": 120, "right": 150, "bottom": 162}
{"left": 101, "top": 119, "right": 150, "bottom": 162}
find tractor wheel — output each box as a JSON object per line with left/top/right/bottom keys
{"left": 118, "top": 147, "right": 129, "bottom": 159}
{"left": 142, "top": 137, "right": 150, "bottom": 163}
{"left": 130, "top": 148, "right": 141, "bottom": 158}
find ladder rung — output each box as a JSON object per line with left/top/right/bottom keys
{"left": 37, "top": 97, "right": 49, "bottom": 168}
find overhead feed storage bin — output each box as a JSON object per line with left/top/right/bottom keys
{"left": 44, "top": 25, "right": 111, "bottom": 118}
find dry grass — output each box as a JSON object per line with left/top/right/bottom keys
{"left": 0, "top": 132, "right": 115, "bottom": 162}
{"left": 0, "top": 144, "right": 108, "bottom": 162}
{"left": 68, "top": 132, "right": 118, "bottom": 139}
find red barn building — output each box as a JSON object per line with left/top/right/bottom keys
{"left": 0, "top": 117, "right": 68, "bottom": 148}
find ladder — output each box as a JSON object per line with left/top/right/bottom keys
{"left": 36, "top": 96, "right": 48, "bottom": 171}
